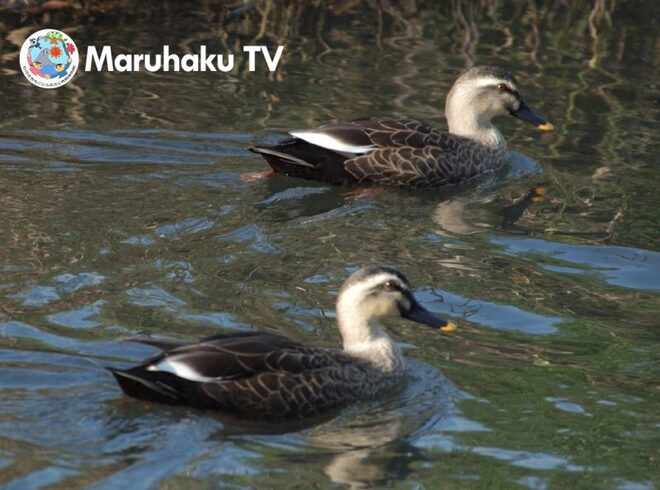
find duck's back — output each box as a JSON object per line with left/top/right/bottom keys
{"left": 109, "top": 331, "right": 401, "bottom": 420}
{"left": 250, "top": 117, "right": 507, "bottom": 188}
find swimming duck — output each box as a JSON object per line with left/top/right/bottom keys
{"left": 108, "top": 266, "right": 456, "bottom": 420}
{"left": 250, "top": 65, "right": 553, "bottom": 188}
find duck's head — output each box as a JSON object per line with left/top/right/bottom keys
{"left": 336, "top": 266, "right": 456, "bottom": 343}
{"left": 445, "top": 65, "right": 553, "bottom": 141}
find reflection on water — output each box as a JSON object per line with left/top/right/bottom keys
{"left": 493, "top": 237, "right": 660, "bottom": 292}
{"left": 303, "top": 360, "right": 461, "bottom": 488}
{"left": 0, "top": 1, "right": 659, "bottom": 488}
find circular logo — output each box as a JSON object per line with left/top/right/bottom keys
{"left": 20, "top": 29, "right": 79, "bottom": 89}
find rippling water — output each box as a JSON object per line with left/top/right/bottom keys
{"left": 0, "top": 1, "right": 658, "bottom": 488}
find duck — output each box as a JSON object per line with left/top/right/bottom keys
{"left": 108, "top": 266, "right": 456, "bottom": 420}
{"left": 249, "top": 65, "right": 553, "bottom": 188}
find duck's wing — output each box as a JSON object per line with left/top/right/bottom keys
{"left": 249, "top": 117, "right": 447, "bottom": 186}
{"left": 127, "top": 331, "right": 336, "bottom": 381}
{"left": 288, "top": 117, "right": 444, "bottom": 154}
{"left": 109, "top": 332, "right": 360, "bottom": 416}
{"left": 343, "top": 119, "right": 494, "bottom": 188}
{"left": 351, "top": 116, "right": 446, "bottom": 148}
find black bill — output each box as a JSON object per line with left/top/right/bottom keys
{"left": 510, "top": 100, "right": 554, "bottom": 131}
{"left": 403, "top": 301, "right": 457, "bottom": 332}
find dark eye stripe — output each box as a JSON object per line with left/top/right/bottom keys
{"left": 496, "top": 83, "right": 520, "bottom": 99}
{"left": 366, "top": 281, "right": 402, "bottom": 298}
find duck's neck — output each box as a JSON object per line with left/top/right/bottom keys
{"left": 445, "top": 99, "right": 507, "bottom": 149}
{"left": 336, "top": 305, "right": 404, "bottom": 373}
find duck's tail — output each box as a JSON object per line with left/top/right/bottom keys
{"left": 249, "top": 140, "right": 357, "bottom": 186}
{"left": 107, "top": 366, "right": 185, "bottom": 405}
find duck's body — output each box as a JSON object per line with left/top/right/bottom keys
{"left": 254, "top": 117, "right": 508, "bottom": 187}
{"left": 250, "top": 66, "right": 553, "bottom": 188}
{"left": 109, "top": 266, "right": 456, "bottom": 420}
{"left": 110, "top": 331, "right": 399, "bottom": 419}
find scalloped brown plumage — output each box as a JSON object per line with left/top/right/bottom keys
{"left": 249, "top": 66, "right": 553, "bottom": 188}
{"left": 108, "top": 266, "right": 456, "bottom": 420}
{"left": 109, "top": 331, "right": 380, "bottom": 419}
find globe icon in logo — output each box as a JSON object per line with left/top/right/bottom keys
{"left": 20, "top": 29, "right": 79, "bottom": 89}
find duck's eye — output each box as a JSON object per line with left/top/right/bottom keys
{"left": 384, "top": 280, "right": 400, "bottom": 291}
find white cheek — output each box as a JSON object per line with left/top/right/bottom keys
{"left": 386, "top": 300, "right": 401, "bottom": 317}
{"left": 373, "top": 296, "right": 402, "bottom": 317}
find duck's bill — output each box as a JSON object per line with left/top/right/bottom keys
{"left": 510, "top": 100, "right": 554, "bottom": 131}
{"left": 404, "top": 302, "right": 457, "bottom": 332}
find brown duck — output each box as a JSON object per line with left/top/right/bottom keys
{"left": 250, "top": 65, "right": 553, "bottom": 188}
{"left": 109, "top": 266, "right": 456, "bottom": 420}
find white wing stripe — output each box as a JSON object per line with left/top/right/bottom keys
{"left": 147, "top": 358, "right": 216, "bottom": 382}
{"left": 290, "top": 130, "right": 376, "bottom": 154}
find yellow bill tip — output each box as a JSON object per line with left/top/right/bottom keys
{"left": 440, "top": 321, "right": 457, "bottom": 333}
{"left": 537, "top": 122, "right": 554, "bottom": 132}
{"left": 534, "top": 184, "right": 549, "bottom": 196}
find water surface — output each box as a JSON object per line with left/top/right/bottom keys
{"left": 0, "top": 1, "right": 658, "bottom": 488}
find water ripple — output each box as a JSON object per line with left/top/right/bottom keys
{"left": 417, "top": 289, "right": 562, "bottom": 335}
{"left": 492, "top": 237, "right": 660, "bottom": 292}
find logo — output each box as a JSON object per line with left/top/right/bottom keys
{"left": 20, "top": 29, "right": 79, "bottom": 89}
